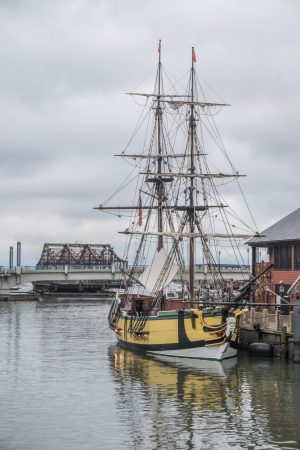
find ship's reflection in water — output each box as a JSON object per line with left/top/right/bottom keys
{"left": 1, "top": 301, "right": 300, "bottom": 450}
{"left": 109, "top": 346, "right": 300, "bottom": 450}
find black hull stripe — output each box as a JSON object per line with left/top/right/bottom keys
{"left": 178, "top": 310, "right": 190, "bottom": 345}
{"left": 116, "top": 336, "right": 225, "bottom": 352}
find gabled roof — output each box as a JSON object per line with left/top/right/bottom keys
{"left": 248, "top": 208, "right": 300, "bottom": 246}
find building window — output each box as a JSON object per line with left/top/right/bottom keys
{"left": 295, "top": 245, "right": 300, "bottom": 270}
{"left": 274, "top": 245, "right": 292, "bottom": 270}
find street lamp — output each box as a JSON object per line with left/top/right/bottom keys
{"left": 279, "top": 284, "right": 285, "bottom": 296}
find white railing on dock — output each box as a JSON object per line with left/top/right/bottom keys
{"left": 240, "top": 308, "right": 293, "bottom": 334}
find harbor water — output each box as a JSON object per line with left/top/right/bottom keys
{"left": 0, "top": 300, "right": 300, "bottom": 450}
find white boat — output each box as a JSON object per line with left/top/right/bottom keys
{"left": 10, "top": 282, "right": 35, "bottom": 295}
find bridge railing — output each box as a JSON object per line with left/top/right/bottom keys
{"left": 0, "top": 265, "right": 125, "bottom": 271}
{"left": 1, "top": 264, "right": 251, "bottom": 272}
{"left": 36, "top": 265, "right": 115, "bottom": 270}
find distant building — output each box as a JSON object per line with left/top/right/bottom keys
{"left": 248, "top": 208, "right": 300, "bottom": 308}
{"left": 36, "top": 243, "right": 127, "bottom": 270}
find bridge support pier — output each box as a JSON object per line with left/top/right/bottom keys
{"left": 16, "top": 266, "right": 22, "bottom": 286}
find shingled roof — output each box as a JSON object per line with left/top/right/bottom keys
{"left": 248, "top": 208, "right": 300, "bottom": 246}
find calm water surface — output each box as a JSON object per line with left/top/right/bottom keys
{"left": 0, "top": 299, "right": 300, "bottom": 450}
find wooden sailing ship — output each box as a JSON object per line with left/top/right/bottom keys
{"left": 96, "top": 42, "right": 267, "bottom": 361}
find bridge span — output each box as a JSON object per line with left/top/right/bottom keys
{"left": 0, "top": 264, "right": 250, "bottom": 295}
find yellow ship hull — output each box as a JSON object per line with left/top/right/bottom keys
{"left": 108, "top": 300, "right": 240, "bottom": 361}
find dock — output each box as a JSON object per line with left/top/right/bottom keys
{"left": 239, "top": 307, "right": 295, "bottom": 359}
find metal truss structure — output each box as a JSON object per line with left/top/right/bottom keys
{"left": 36, "top": 243, "right": 127, "bottom": 269}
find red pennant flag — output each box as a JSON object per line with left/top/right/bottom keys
{"left": 138, "top": 194, "right": 142, "bottom": 226}
{"left": 158, "top": 40, "right": 161, "bottom": 53}
{"left": 192, "top": 47, "right": 196, "bottom": 63}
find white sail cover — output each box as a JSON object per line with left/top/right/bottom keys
{"left": 138, "top": 248, "right": 179, "bottom": 293}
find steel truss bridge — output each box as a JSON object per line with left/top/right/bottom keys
{"left": 0, "top": 242, "right": 251, "bottom": 293}
{"left": 36, "top": 243, "right": 127, "bottom": 269}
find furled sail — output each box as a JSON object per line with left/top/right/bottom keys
{"left": 138, "top": 248, "right": 179, "bottom": 293}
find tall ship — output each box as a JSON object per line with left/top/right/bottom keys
{"left": 96, "top": 42, "right": 267, "bottom": 361}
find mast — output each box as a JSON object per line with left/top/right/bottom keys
{"left": 189, "top": 47, "right": 196, "bottom": 299}
{"left": 156, "top": 39, "right": 163, "bottom": 251}
{"left": 97, "top": 44, "right": 261, "bottom": 306}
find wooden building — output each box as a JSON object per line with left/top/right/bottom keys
{"left": 248, "top": 208, "right": 300, "bottom": 308}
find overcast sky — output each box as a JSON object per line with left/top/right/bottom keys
{"left": 0, "top": 0, "right": 299, "bottom": 265}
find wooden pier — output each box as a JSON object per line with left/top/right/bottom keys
{"left": 239, "top": 308, "right": 294, "bottom": 359}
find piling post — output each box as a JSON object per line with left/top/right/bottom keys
{"left": 278, "top": 315, "right": 283, "bottom": 332}
{"left": 289, "top": 311, "right": 294, "bottom": 333}
{"left": 280, "top": 325, "right": 287, "bottom": 358}
{"left": 275, "top": 309, "right": 280, "bottom": 331}
{"left": 250, "top": 307, "right": 255, "bottom": 327}
{"left": 293, "top": 299, "right": 300, "bottom": 362}
{"left": 262, "top": 308, "right": 268, "bottom": 329}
